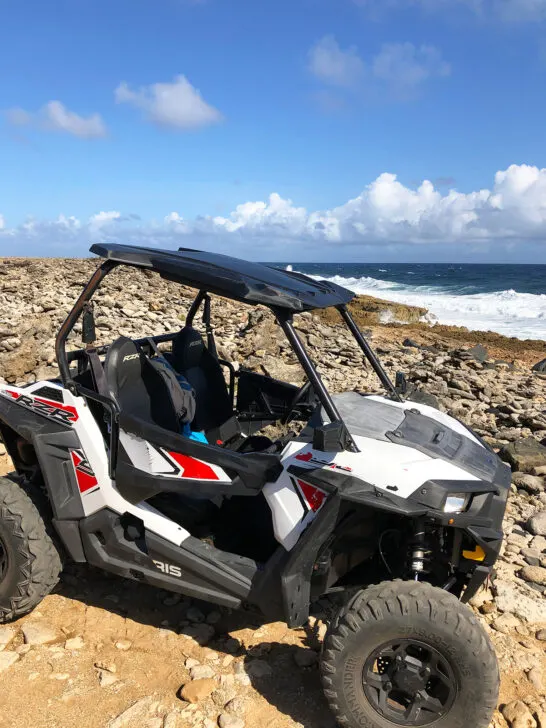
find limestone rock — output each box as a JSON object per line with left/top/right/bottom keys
{"left": 527, "top": 511, "right": 546, "bottom": 537}
{"left": 163, "top": 711, "right": 186, "bottom": 728}
{"left": 520, "top": 565, "right": 546, "bottom": 586}
{"left": 467, "top": 344, "right": 489, "bottom": 362}
{"left": 224, "top": 697, "right": 247, "bottom": 715}
{"left": 144, "top": 720, "right": 163, "bottom": 728}
{"left": 530, "top": 535, "right": 546, "bottom": 552}
{"left": 0, "top": 651, "right": 19, "bottom": 672}
{"left": 189, "top": 664, "right": 215, "bottom": 680}
{"left": 492, "top": 613, "right": 521, "bottom": 633}
{"left": 115, "top": 639, "right": 132, "bottom": 651}
{"left": 65, "top": 636, "right": 85, "bottom": 650}
{"left": 0, "top": 626, "right": 16, "bottom": 652}
{"left": 107, "top": 697, "right": 155, "bottom": 728}
{"left": 179, "top": 678, "right": 216, "bottom": 703}
{"left": 494, "top": 580, "right": 546, "bottom": 623}
{"left": 527, "top": 666, "right": 544, "bottom": 691}
{"left": 98, "top": 669, "right": 119, "bottom": 687}
{"left": 500, "top": 439, "right": 546, "bottom": 474}
{"left": 513, "top": 473, "right": 544, "bottom": 494}
{"left": 502, "top": 700, "right": 537, "bottom": 728}
{"left": 212, "top": 686, "right": 238, "bottom": 709}
{"left": 218, "top": 714, "right": 245, "bottom": 728}
{"left": 22, "top": 622, "right": 60, "bottom": 646}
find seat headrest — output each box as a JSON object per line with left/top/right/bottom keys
{"left": 104, "top": 336, "right": 147, "bottom": 396}
{"left": 172, "top": 327, "right": 205, "bottom": 370}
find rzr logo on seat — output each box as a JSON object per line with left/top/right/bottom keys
{"left": 3, "top": 390, "right": 79, "bottom": 425}
{"left": 123, "top": 353, "right": 140, "bottom": 361}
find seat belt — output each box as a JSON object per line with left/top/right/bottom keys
{"left": 145, "top": 337, "right": 161, "bottom": 357}
{"left": 87, "top": 350, "right": 110, "bottom": 397}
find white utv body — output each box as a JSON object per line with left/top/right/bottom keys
{"left": 0, "top": 244, "right": 508, "bottom": 728}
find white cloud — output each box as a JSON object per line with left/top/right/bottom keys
{"left": 5, "top": 101, "right": 106, "bottom": 138}
{"left": 89, "top": 211, "right": 122, "bottom": 229}
{"left": 0, "top": 215, "right": 4, "bottom": 231}
{"left": 372, "top": 43, "right": 451, "bottom": 93}
{"left": 308, "top": 36, "right": 365, "bottom": 87}
{"left": 115, "top": 75, "right": 222, "bottom": 130}
{"left": 4, "top": 165, "right": 546, "bottom": 255}
{"left": 307, "top": 38, "right": 450, "bottom": 99}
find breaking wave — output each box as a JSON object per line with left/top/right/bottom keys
{"left": 305, "top": 272, "right": 546, "bottom": 341}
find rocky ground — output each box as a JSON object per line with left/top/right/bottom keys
{"left": 0, "top": 257, "right": 545, "bottom": 728}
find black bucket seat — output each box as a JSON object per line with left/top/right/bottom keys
{"left": 169, "top": 327, "right": 234, "bottom": 437}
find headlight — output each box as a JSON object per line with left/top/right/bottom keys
{"left": 444, "top": 494, "right": 470, "bottom": 513}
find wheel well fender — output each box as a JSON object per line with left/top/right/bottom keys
{"left": 0, "top": 400, "right": 87, "bottom": 562}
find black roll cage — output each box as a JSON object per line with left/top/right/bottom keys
{"left": 55, "top": 260, "right": 401, "bottom": 470}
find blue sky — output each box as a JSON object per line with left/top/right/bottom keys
{"left": 2, "top": 0, "right": 546, "bottom": 261}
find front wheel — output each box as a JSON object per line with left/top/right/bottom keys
{"left": 321, "top": 580, "right": 499, "bottom": 728}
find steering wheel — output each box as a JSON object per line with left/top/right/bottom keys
{"left": 281, "top": 380, "right": 314, "bottom": 425}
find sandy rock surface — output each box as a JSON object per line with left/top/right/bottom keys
{"left": 0, "top": 257, "right": 545, "bottom": 728}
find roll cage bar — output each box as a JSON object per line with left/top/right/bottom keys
{"left": 55, "top": 260, "right": 402, "bottom": 468}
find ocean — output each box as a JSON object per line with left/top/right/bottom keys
{"left": 276, "top": 263, "right": 546, "bottom": 342}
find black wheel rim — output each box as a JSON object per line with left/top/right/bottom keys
{"left": 362, "top": 638, "right": 458, "bottom": 726}
{"left": 0, "top": 535, "right": 8, "bottom": 583}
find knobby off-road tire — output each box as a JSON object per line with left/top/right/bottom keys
{"left": 321, "top": 580, "right": 499, "bottom": 728}
{"left": 0, "top": 476, "right": 62, "bottom": 623}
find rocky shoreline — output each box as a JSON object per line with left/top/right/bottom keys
{"left": 0, "top": 256, "right": 545, "bottom": 728}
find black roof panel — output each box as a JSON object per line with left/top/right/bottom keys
{"left": 90, "top": 243, "right": 355, "bottom": 312}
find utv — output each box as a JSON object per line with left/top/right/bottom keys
{"left": 0, "top": 244, "right": 507, "bottom": 727}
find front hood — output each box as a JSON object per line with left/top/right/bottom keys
{"left": 330, "top": 392, "right": 500, "bottom": 483}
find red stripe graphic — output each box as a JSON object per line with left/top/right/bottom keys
{"left": 168, "top": 452, "right": 220, "bottom": 480}
{"left": 297, "top": 479, "right": 327, "bottom": 512}
{"left": 70, "top": 451, "right": 99, "bottom": 493}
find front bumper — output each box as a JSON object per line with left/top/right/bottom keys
{"left": 407, "top": 457, "right": 511, "bottom": 601}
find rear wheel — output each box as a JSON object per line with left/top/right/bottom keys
{"left": 0, "top": 476, "right": 62, "bottom": 623}
{"left": 321, "top": 580, "right": 499, "bottom": 728}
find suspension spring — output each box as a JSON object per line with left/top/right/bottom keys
{"left": 410, "top": 519, "right": 433, "bottom": 580}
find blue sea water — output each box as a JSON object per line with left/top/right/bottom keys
{"left": 274, "top": 263, "right": 546, "bottom": 341}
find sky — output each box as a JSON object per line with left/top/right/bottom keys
{"left": 2, "top": 0, "right": 546, "bottom": 262}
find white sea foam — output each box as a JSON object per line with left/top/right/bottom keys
{"left": 305, "top": 273, "right": 546, "bottom": 341}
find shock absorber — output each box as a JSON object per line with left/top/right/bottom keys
{"left": 410, "top": 518, "right": 432, "bottom": 580}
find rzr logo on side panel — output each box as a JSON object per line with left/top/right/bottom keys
{"left": 3, "top": 390, "right": 78, "bottom": 425}
{"left": 70, "top": 450, "right": 99, "bottom": 494}
{"left": 294, "top": 451, "right": 352, "bottom": 472}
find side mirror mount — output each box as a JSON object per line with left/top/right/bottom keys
{"left": 82, "top": 303, "right": 96, "bottom": 346}
{"left": 313, "top": 421, "right": 352, "bottom": 452}
{"left": 395, "top": 371, "right": 408, "bottom": 397}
